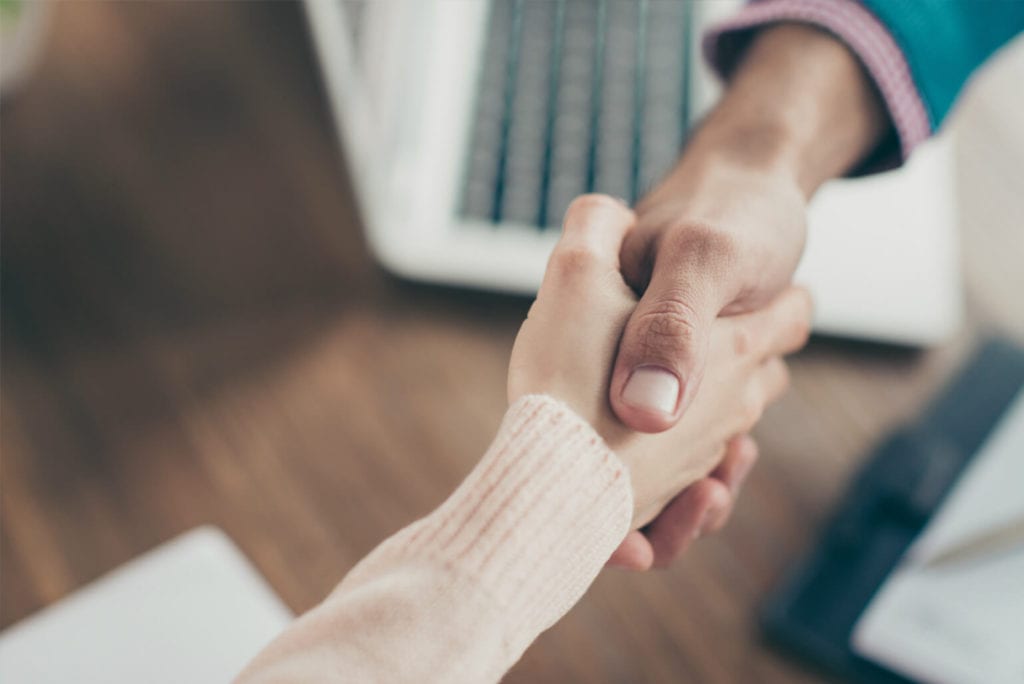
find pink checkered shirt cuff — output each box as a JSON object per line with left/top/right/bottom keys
{"left": 702, "top": 0, "right": 931, "bottom": 173}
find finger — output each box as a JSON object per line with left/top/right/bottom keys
{"left": 606, "top": 531, "right": 655, "bottom": 571}
{"left": 756, "top": 356, "right": 791, "bottom": 406}
{"left": 538, "top": 194, "right": 635, "bottom": 298}
{"left": 646, "top": 478, "right": 732, "bottom": 569}
{"left": 618, "top": 220, "right": 660, "bottom": 294}
{"left": 611, "top": 227, "right": 740, "bottom": 433}
{"left": 728, "top": 286, "right": 813, "bottom": 361}
{"left": 710, "top": 434, "right": 759, "bottom": 493}
{"left": 700, "top": 436, "right": 759, "bottom": 534}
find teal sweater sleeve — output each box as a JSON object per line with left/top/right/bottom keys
{"left": 859, "top": 0, "right": 1024, "bottom": 129}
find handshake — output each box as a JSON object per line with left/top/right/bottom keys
{"left": 508, "top": 194, "right": 812, "bottom": 571}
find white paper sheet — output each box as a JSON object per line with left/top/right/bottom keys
{"left": 0, "top": 527, "right": 292, "bottom": 683}
{"left": 852, "top": 389, "right": 1024, "bottom": 684}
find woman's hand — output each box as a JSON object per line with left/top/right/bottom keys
{"left": 509, "top": 195, "right": 811, "bottom": 565}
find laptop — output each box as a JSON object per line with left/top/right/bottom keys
{"left": 303, "top": 0, "right": 961, "bottom": 346}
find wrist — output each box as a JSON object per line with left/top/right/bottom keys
{"left": 681, "top": 114, "right": 808, "bottom": 195}
{"left": 691, "top": 23, "right": 888, "bottom": 197}
{"left": 638, "top": 137, "right": 807, "bottom": 228}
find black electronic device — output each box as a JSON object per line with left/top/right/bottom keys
{"left": 763, "top": 339, "right": 1024, "bottom": 683}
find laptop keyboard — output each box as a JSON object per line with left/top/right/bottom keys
{"left": 461, "top": 0, "right": 694, "bottom": 229}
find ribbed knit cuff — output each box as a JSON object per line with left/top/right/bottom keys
{"left": 703, "top": 0, "right": 932, "bottom": 173}
{"left": 343, "top": 394, "right": 633, "bottom": 661}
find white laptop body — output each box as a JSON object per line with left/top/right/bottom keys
{"left": 304, "top": 0, "right": 961, "bottom": 346}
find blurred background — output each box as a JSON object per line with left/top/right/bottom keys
{"left": 2, "top": 2, "right": 1022, "bottom": 683}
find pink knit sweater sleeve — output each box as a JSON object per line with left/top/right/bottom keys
{"left": 235, "top": 395, "right": 634, "bottom": 683}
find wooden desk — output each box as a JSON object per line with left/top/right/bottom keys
{"left": 2, "top": 3, "right": 1021, "bottom": 682}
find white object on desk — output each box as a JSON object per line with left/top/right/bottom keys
{"left": 852, "top": 388, "right": 1024, "bottom": 684}
{"left": 0, "top": 526, "right": 292, "bottom": 684}
{"left": 304, "top": 0, "right": 961, "bottom": 347}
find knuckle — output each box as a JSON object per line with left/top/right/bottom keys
{"left": 548, "top": 245, "right": 601, "bottom": 283}
{"left": 796, "top": 287, "right": 815, "bottom": 316}
{"left": 632, "top": 297, "right": 700, "bottom": 361}
{"left": 566, "top": 193, "right": 627, "bottom": 219}
{"left": 696, "top": 479, "right": 729, "bottom": 509}
{"left": 562, "top": 194, "right": 630, "bottom": 237}
{"left": 731, "top": 325, "right": 754, "bottom": 357}
{"left": 786, "top": 288, "right": 814, "bottom": 347}
{"left": 777, "top": 362, "right": 792, "bottom": 393}
{"left": 791, "top": 315, "right": 812, "bottom": 349}
{"left": 740, "top": 389, "right": 765, "bottom": 427}
{"left": 763, "top": 361, "right": 791, "bottom": 403}
{"left": 661, "top": 222, "right": 739, "bottom": 274}
{"left": 745, "top": 440, "right": 761, "bottom": 464}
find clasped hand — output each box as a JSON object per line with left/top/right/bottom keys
{"left": 509, "top": 195, "right": 811, "bottom": 570}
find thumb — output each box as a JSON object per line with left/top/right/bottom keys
{"left": 610, "top": 245, "right": 728, "bottom": 432}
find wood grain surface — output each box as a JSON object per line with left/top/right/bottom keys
{"left": 2, "top": 3, "right": 1021, "bottom": 682}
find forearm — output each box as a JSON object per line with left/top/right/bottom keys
{"left": 686, "top": 23, "right": 887, "bottom": 198}
{"left": 236, "top": 396, "right": 632, "bottom": 684}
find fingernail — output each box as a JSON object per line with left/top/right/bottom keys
{"left": 622, "top": 366, "right": 679, "bottom": 416}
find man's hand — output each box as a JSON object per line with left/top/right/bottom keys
{"left": 609, "top": 23, "right": 888, "bottom": 434}
{"left": 611, "top": 156, "right": 806, "bottom": 433}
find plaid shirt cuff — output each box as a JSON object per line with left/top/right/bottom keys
{"left": 703, "top": 0, "right": 931, "bottom": 173}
